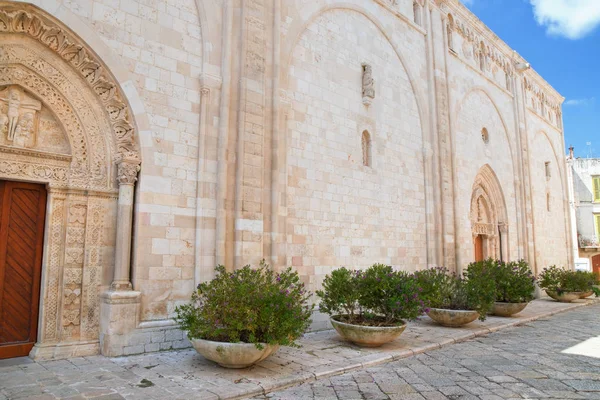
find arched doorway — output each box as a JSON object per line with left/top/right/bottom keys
{"left": 470, "top": 165, "right": 509, "bottom": 262}
{"left": 0, "top": 3, "right": 140, "bottom": 359}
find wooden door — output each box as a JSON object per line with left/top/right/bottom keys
{"left": 0, "top": 181, "right": 46, "bottom": 359}
{"left": 474, "top": 235, "right": 484, "bottom": 262}
{"left": 593, "top": 254, "right": 600, "bottom": 277}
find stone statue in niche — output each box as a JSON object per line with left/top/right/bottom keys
{"left": 361, "top": 63, "right": 375, "bottom": 106}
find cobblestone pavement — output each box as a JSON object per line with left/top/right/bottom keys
{"left": 255, "top": 305, "right": 600, "bottom": 400}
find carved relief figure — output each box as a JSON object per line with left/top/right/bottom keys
{"left": 0, "top": 86, "right": 41, "bottom": 145}
{"left": 361, "top": 63, "right": 375, "bottom": 106}
{"left": 14, "top": 112, "right": 34, "bottom": 147}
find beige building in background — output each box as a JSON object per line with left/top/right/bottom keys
{"left": 0, "top": 0, "right": 572, "bottom": 360}
{"left": 567, "top": 149, "right": 600, "bottom": 272}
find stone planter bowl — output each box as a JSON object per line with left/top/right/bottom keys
{"left": 191, "top": 338, "right": 279, "bottom": 368}
{"left": 427, "top": 308, "right": 480, "bottom": 327}
{"left": 330, "top": 316, "right": 406, "bottom": 347}
{"left": 492, "top": 302, "right": 528, "bottom": 317}
{"left": 546, "top": 290, "right": 582, "bottom": 303}
{"left": 579, "top": 291, "right": 594, "bottom": 299}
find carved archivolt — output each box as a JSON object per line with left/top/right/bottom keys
{"left": 0, "top": 2, "right": 139, "bottom": 161}
{"left": 470, "top": 165, "right": 508, "bottom": 235}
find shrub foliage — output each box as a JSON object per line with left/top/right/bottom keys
{"left": 491, "top": 259, "right": 536, "bottom": 303}
{"left": 174, "top": 261, "right": 313, "bottom": 348}
{"left": 538, "top": 266, "right": 598, "bottom": 294}
{"left": 317, "top": 264, "right": 427, "bottom": 326}
{"left": 414, "top": 263, "right": 496, "bottom": 321}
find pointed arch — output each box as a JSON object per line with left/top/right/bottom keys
{"left": 470, "top": 164, "right": 509, "bottom": 261}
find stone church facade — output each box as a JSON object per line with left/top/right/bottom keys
{"left": 0, "top": 0, "right": 571, "bottom": 359}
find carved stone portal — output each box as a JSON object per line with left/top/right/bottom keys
{"left": 470, "top": 165, "right": 509, "bottom": 262}
{"left": 0, "top": 1, "right": 140, "bottom": 360}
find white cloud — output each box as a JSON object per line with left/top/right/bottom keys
{"left": 564, "top": 97, "right": 595, "bottom": 106}
{"left": 530, "top": 0, "right": 600, "bottom": 39}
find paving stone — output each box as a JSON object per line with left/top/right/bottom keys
{"left": 1, "top": 303, "right": 600, "bottom": 400}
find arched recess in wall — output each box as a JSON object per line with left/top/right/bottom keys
{"left": 531, "top": 130, "right": 571, "bottom": 268}
{"left": 280, "top": 3, "right": 428, "bottom": 131}
{"left": 535, "top": 131, "right": 566, "bottom": 196}
{"left": 0, "top": 2, "right": 140, "bottom": 353}
{"left": 453, "top": 87, "right": 519, "bottom": 268}
{"left": 453, "top": 87, "right": 516, "bottom": 171}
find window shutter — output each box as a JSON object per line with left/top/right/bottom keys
{"left": 594, "top": 177, "right": 600, "bottom": 202}
{"left": 596, "top": 214, "right": 600, "bottom": 239}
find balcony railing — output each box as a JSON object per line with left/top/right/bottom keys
{"left": 579, "top": 235, "right": 600, "bottom": 248}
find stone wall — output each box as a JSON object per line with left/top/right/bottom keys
{"left": 4, "top": 0, "right": 573, "bottom": 358}
{"left": 286, "top": 8, "right": 427, "bottom": 292}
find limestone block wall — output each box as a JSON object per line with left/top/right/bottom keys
{"left": 52, "top": 0, "right": 210, "bottom": 321}
{"left": 7, "top": 0, "right": 574, "bottom": 358}
{"left": 451, "top": 87, "right": 519, "bottom": 266}
{"left": 285, "top": 8, "right": 427, "bottom": 293}
{"left": 528, "top": 123, "right": 570, "bottom": 271}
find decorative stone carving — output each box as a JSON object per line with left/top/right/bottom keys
{"left": 361, "top": 63, "right": 375, "bottom": 106}
{"left": 0, "top": 86, "right": 40, "bottom": 143}
{"left": 0, "top": 4, "right": 139, "bottom": 161}
{"left": 116, "top": 158, "right": 141, "bottom": 185}
{"left": 43, "top": 193, "right": 66, "bottom": 341}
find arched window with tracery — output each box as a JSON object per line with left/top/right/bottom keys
{"left": 362, "top": 130, "right": 372, "bottom": 167}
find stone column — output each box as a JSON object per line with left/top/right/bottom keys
{"left": 111, "top": 157, "right": 140, "bottom": 290}
{"left": 100, "top": 156, "right": 142, "bottom": 357}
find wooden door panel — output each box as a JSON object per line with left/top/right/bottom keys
{"left": 0, "top": 181, "right": 46, "bottom": 359}
{"left": 474, "top": 235, "right": 484, "bottom": 262}
{"left": 593, "top": 255, "right": 600, "bottom": 277}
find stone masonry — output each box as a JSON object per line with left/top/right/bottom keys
{"left": 0, "top": 0, "right": 573, "bottom": 358}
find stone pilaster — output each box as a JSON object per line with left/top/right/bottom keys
{"left": 428, "top": 1, "right": 457, "bottom": 271}
{"left": 100, "top": 156, "right": 141, "bottom": 356}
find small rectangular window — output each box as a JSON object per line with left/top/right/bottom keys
{"left": 594, "top": 176, "right": 600, "bottom": 202}
{"left": 544, "top": 162, "right": 551, "bottom": 180}
{"left": 595, "top": 214, "right": 600, "bottom": 239}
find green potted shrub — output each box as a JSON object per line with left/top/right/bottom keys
{"left": 317, "top": 264, "right": 426, "bottom": 347}
{"left": 175, "top": 261, "right": 313, "bottom": 368}
{"left": 415, "top": 265, "right": 495, "bottom": 327}
{"left": 575, "top": 271, "right": 598, "bottom": 298}
{"left": 538, "top": 266, "right": 595, "bottom": 302}
{"left": 490, "top": 259, "right": 536, "bottom": 317}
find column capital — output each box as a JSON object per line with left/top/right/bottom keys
{"left": 115, "top": 156, "right": 141, "bottom": 186}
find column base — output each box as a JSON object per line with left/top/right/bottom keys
{"left": 100, "top": 290, "right": 141, "bottom": 357}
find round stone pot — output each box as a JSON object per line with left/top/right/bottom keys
{"left": 546, "top": 290, "right": 582, "bottom": 303}
{"left": 427, "top": 308, "right": 480, "bottom": 327}
{"left": 191, "top": 338, "right": 279, "bottom": 368}
{"left": 579, "top": 291, "right": 594, "bottom": 299}
{"left": 492, "top": 302, "right": 528, "bottom": 317}
{"left": 330, "top": 316, "right": 407, "bottom": 347}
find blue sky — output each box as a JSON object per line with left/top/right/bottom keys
{"left": 462, "top": 0, "right": 600, "bottom": 157}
